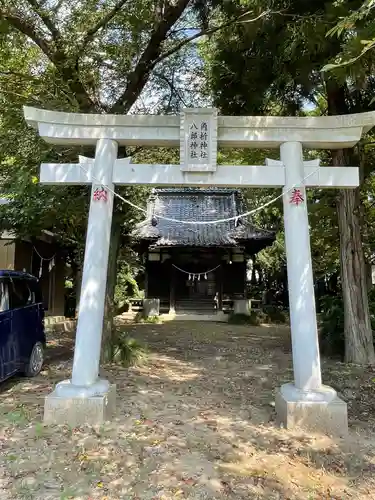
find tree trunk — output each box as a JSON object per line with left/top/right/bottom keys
{"left": 101, "top": 216, "right": 122, "bottom": 363}
{"left": 326, "top": 78, "right": 375, "bottom": 365}
{"left": 336, "top": 183, "right": 375, "bottom": 364}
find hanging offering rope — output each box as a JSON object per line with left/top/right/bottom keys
{"left": 32, "top": 246, "right": 56, "bottom": 278}
{"left": 78, "top": 162, "right": 321, "bottom": 226}
{"left": 172, "top": 263, "right": 221, "bottom": 281}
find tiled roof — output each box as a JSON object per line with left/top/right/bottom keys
{"left": 132, "top": 188, "right": 275, "bottom": 250}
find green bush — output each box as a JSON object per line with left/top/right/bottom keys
{"left": 102, "top": 328, "right": 147, "bottom": 366}
{"left": 228, "top": 308, "right": 288, "bottom": 326}
{"left": 318, "top": 294, "right": 345, "bottom": 358}
{"left": 134, "top": 313, "right": 161, "bottom": 324}
{"left": 262, "top": 305, "right": 287, "bottom": 324}
{"left": 319, "top": 291, "right": 375, "bottom": 358}
{"left": 228, "top": 312, "right": 261, "bottom": 325}
{"left": 114, "top": 262, "right": 143, "bottom": 314}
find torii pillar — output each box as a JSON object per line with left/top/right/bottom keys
{"left": 23, "top": 106, "right": 375, "bottom": 434}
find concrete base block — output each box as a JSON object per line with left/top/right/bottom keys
{"left": 233, "top": 299, "right": 251, "bottom": 316}
{"left": 275, "top": 383, "right": 348, "bottom": 437}
{"left": 44, "top": 384, "right": 116, "bottom": 426}
{"left": 143, "top": 298, "right": 160, "bottom": 318}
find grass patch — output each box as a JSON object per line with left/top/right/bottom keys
{"left": 6, "top": 406, "right": 30, "bottom": 426}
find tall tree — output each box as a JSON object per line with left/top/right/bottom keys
{"left": 0, "top": 0, "right": 266, "bottom": 357}
{"left": 0, "top": 0, "right": 201, "bottom": 354}
{"left": 204, "top": 0, "right": 375, "bottom": 364}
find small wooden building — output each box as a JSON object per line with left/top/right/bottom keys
{"left": 132, "top": 188, "right": 275, "bottom": 314}
{"left": 0, "top": 230, "right": 66, "bottom": 317}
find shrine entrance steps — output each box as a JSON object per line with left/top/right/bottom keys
{"left": 163, "top": 298, "right": 228, "bottom": 322}
{"left": 174, "top": 298, "right": 216, "bottom": 315}
{"left": 161, "top": 311, "right": 228, "bottom": 323}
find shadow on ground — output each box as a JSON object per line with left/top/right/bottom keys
{"left": 0, "top": 321, "right": 374, "bottom": 499}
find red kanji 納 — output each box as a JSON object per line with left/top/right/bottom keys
{"left": 93, "top": 187, "right": 108, "bottom": 202}
{"left": 289, "top": 188, "right": 304, "bottom": 206}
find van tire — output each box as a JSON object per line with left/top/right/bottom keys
{"left": 24, "top": 341, "right": 44, "bottom": 377}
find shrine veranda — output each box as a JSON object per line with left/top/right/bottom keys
{"left": 24, "top": 106, "right": 375, "bottom": 435}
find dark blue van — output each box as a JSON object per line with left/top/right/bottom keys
{"left": 0, "top": 271, "right": 45, "bottom": 382}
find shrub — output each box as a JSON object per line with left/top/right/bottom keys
{"left": 262, "top": 305, "right": 287, "bottom": 324}
{"left": 228, "top": 308, "right": 287, "bottom": 325}
{"left": 228, "top": 312, "right": 261, "bottom": 325}
{"left": 319, "top": 291, "right": 375, "bottom": 358}
{"left": 134, "top": 312, "right": 161, "bottom": 324}
{"left": 102, "top": 328, "right": 147, "bottom": 366}
{"left": 114, "top": 262, "right": 143, "bottom": 314}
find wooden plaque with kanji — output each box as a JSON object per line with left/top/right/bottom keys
{"left": 180, "top": 108, "right": 218, "bottom": 172}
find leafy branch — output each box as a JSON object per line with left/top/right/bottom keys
{"left": 322, "top": 0, "right": 375, "bottom": 72}
{"left": 77, "top": 0, "right": 131, "bottom": 56}
{"left": 154, "top": 10, "right": 271, "bottom": 66}
{"left": 24, "top": 0, "right": 60, "bottom": 40}
{"left": 111, "top": 8, "right": 271, "bottom": 113}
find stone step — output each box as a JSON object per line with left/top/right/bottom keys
{"left": 44, "top": 316, "right": 66, "bottom": 326}
{"left": 175, "top": 300, "right": 215, "bottom": 308}
{"left": 45, "top": 319, "right": 76, "bottom": 334}
{"left": 161, "top": 312, "right": 228, "bottom": 323}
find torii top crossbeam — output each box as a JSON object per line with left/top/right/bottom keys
{"left": 24, "top": 106, "right": 375, "bottom": 149}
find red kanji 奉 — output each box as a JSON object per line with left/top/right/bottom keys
{"left": 93, "top": 187, "right": 108, "bottom": 202}
{"left": 289, "top": 188, "right": 304, "bottom": 206}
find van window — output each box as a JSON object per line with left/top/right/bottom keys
{"left": 0, "top": 281, "right": 9, "bottom": 312}
{"left": 9, "top": 279, "right": 33, "bottom": 309}
{"left": 28, "top": 279, "right": 43, "bottom": 304}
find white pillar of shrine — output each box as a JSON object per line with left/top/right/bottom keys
{"left": 280, "top": 142, "right": 322, "bottom": 392}
{"left": 56, "top": 139, "right": 118, "bottom": 397}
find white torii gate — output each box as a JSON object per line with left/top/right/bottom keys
{"left": 24, "top": 106, "right": 375, "bottom": 434}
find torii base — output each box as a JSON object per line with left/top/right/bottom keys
{"left": 275, "top": 383, "right": 348, "bottom": 437}
{"left": 43, "top": 384, "right": 116, "bottom": 426}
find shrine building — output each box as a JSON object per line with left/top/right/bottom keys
{"left": 132, "top": 187, "right": 275, "bottom": 315}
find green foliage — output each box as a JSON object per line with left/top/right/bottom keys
{"left": 319, "top": 291, "right": 375, "bottom": 358}
{"left": 0, "top": 0, "right": 218, "bottom": 334}
{"left": 228, "top": 307, "right": 287, "bottom": 326}
{"left": 319, "top": 294, "right": 346, "bottom": 358}
{"left": 114, "top": 261, "right": 143, "bottom": 313}
{"left": 203, "top": 0, "right": 375, "bottom": 365}
{"left": 262, "top": 305, "right": 288, "bottom": 324}
{"left": 0, "top": 0, "right": 217, "bottom": 238}
{"left": 323, "top": 0, "right": 375, "bottom": 74}
{"left": 102, "top": 328, "right": 147, "bottom": 366}
{"left": 228, "top": 312, "right": 261, "bottom": 325}
{"left": 135, "top": 313, "right": 161, "bottom": 324}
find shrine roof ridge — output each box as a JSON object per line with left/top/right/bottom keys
{"left": 151, "top": 187, "right": 240, "bottom": 195}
